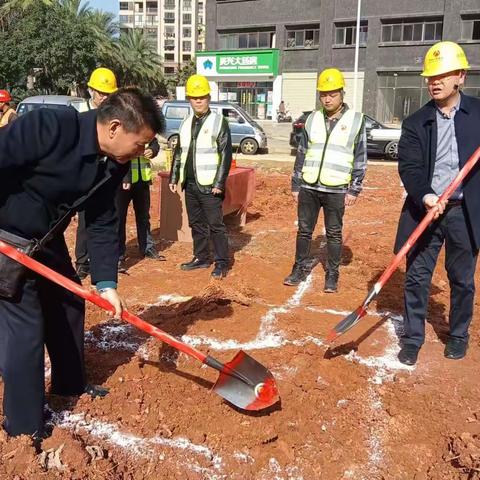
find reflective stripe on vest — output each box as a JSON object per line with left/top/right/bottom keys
{"left": 179, "top": 112, "right": 223, "bottom": 186}
{"left": 302, "top": 109, "right": 363, "bottom": 186}
{"left": 0, "top": 108, "right": 15, "bottom": 128}
{"left": 131, "top": 157, "right": 152, "bottom": 183}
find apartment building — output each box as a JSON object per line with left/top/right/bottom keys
{"left": 203, "top": 0, "right": 480, "bottom": 121}
{"left": 119, "top": 0, "right": 207, "bottom": 75}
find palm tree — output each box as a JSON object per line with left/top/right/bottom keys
{"left": 0, "top": 0, "right": 52, "bottom": 17}
{"left": 88, "top": 9, "right": 118, "bottom": 60}
{"left": 112, "top": 29, "right": 164, "bottom": 91}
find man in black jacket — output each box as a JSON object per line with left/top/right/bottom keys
{"left": 116, "top": 137, "right": 166, "bottom": 272}
{"left": 0, "top": 88, "right": 164, "bottom": 439}
{"left": 395, "top": 42, "right": 480, "bottom": 366}
{"left": 169, "top": 74, "right": 232, "bottom": 278}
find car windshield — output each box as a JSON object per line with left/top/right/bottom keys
{"left": 233, "top": 105, "right": 262, "bottom": 129}
{"left": 365, "top": 115, "right": 387, "bottom": 129}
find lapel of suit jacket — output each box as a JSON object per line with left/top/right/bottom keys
{"left": 455, "top": 92, "right": 471, "bottom": 168}
{"left": 422, "top": 101, "right": 437, "bottom": 182}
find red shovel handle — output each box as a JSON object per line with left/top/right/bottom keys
{"left": 376, "top": 145, "right": 480, "bottom": 291}
{"left": 0, "top": 240, "right": 208, "bottom": 364}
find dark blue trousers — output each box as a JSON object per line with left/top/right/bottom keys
{"left": 0, "top": 236, "right": 85, "bottom": 437}
{"left": 116, "top": 181, "right": 155, "bottom": 258}
{"left": 74, "top": 211, "right": 89, "bottom": 267}
{"left": 402, "top": 204, "right": 478, "bottom": 347}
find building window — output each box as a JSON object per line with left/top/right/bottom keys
{"left": 119, "top": 2, "right": 131, "bottom": 10}
{"left": 377, "top": 72, "right": 480, "bottom": 124}
{"left": 183, "top": 13, "right": 192, "bottom": 24}
{"left": 182, "top": 40, "right": 191, "bottom": 51}
{"left": 164, "top": 67, "right": 175, "bottom": 75}
{"left": 286, "top": 27, "right": 320, "bottom": 48}
{"left": 335, "top": 23, "right": 368, "bottom": 46}
{"left": 165, "top": 53, "right": 175, "bottom": 61}
{"left": 145, "top": 15, "right": 157, "bottom": 26}
{"left": 164, "top": 0, "right": 175, "bottom": 8}
{"left": 183, "top": 54, "right": 191, "bottom": 61}
{"left": 146, "top": 2, "right": 157, "bottom": 14}
{"left": 461, "top": 16, "right": 480, "bottom": 40}
{"left": 183, "top": 27, "right": 191, "bottom": 38}
{"left": 183, "top": 0, "right": 192, "bottom": 10}
{"left": 119, "top": 15, "right": 132, "bottom": 23}
{"left": 164, "top": 12, "right": 175, "bottom": 24}
{"left": 381, "top": 20, "right": 442, "bottom": 43}
{"left": 164, "top": 39, "right": 175, "bottom": 50}
{"left": 218, "top": 31, "right": 274, "bottom": 50}
{"left": 135, "top": 14, "right": 143, "bottom": 24}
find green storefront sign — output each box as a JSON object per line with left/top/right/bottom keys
{"left": 199, "top": 49, "right": 279, "bottom": 76}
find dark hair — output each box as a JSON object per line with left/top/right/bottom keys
{"left": 97, "top": 87, "right": 165, "bottom": 134}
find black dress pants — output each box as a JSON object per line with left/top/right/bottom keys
{"left": 402, "top": 204, "right": 478, "bottom": 348}
{"left": 116, "top": 182, "right": 154, "bottom": 258}
{"left": 74, "top": 211, "right": 89, "bottom": 268}
{"left": 185, "top": 180, "right": 229, "bottom": 267}
{"left": 295, "top": 187, "right": 345, "bottom": 273}
{"left": 0, "top": 236, "right": 85, "bottom": 437}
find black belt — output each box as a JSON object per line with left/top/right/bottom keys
{"left": 446, "top": 199, "right": 462, "bottom": 207}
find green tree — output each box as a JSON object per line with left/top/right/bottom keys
{"left": 111, "top": 29, "right": 164, "bottom": 91}
{"left": 0, "top": 0, "right": 166, "bottom": 98}
{"left": 166, "top": 59, "right": 197, "bottom": 94}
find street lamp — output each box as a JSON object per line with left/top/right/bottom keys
{"left": 352, "top": 0, "right": 362, "bottom": 111}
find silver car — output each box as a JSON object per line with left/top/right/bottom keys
{"left": 16, "top": 95, "right": 89, "bottom": 116}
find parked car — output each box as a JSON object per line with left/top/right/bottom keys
{"left": 289, "top": 111, "right": 401, "bottom": 160}
{"left": 162, "top": 100, "right": 268, "bottom": 155}
{"left": 16, "top": 95, "right": 88, "bottom": 116}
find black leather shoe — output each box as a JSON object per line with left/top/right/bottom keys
{"left": 324, "top": 272, "right": 339, "bottom": 293}
{"left": 444, "top": 338, "right": 468, "bottom": 360}
{"left": 211, "top": 264, "right": 228, "bottom": 279}
{"left": 76, "top": 264, "right": 90, "bottom": 280}
{"left": 283, "top": 265, "right": 308, "bottom": 286}
{"left": 85, "top": 384, "right": 109, "bottom": 398}
{"left": 180, "top": 257, "right": 211, "bottom": 271}
{"left": 398, "top": 344, "right": 420, "bottom": 366}
{"left": 144, "top": 249, "right": 166, "bottom": 260}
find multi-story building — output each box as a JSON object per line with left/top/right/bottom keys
{"left": 202, "top": 0, "right": 480, "bottom": 121}
{"left": 119, "top": 0, "right": 207, "bottom": 75}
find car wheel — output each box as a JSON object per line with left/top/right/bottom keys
{"left": 240, "top": 138, "right": 259, "bottom": 155}
{"left": 167, "top": 134, "right": 179, "bottom": 150}
{"left": 385, "top": 141, "right": 398, "bottom": 160}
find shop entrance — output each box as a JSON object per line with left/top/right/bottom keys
{"left": 218, "top": 81, "right": 273, "bottom": 119}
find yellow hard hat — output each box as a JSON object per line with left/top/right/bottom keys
{"left": 317, "top": 68, "right": 345, "bottom": 92}
{"left": 88, "top": 67, "right": 118, "bottom": 94}
{"left": 185, "top": 74, "right": 210, "bottom": 97}
{"left": 421, "top": 41, "right": 470, "bottom": 77}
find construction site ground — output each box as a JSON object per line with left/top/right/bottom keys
{"left": 1, "top": 160, "right": 480, "bottom": 479}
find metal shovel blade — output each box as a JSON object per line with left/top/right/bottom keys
{"left": 326, "top": 306, "right": 367, "bottom": 343}
{"left": 212, "top": 350, "right": 280, "bottom": 411}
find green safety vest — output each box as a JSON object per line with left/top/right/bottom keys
{"left": 179, "top": 111, "right": 223, "bottom": 186}
{"left": 131, "top": 156, "right": 152, "bottom": 183}
{"left": 302, "top": 109, "right": 363, "bottom": 186}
